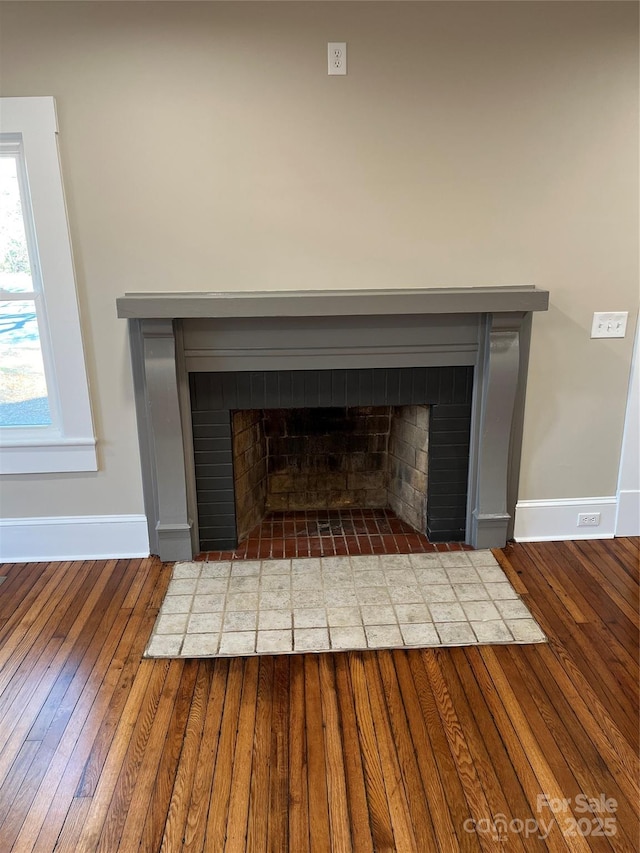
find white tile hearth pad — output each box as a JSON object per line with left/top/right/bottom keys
{"left": 145, "top": 552, "right": 546, "bottom": 658}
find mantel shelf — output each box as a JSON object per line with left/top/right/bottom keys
{"left": 117, "top": 285, "right": 549, "bottom": 320}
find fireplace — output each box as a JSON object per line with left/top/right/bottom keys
{"left": 190, "top": 365, "right": 473, "bottom": 551}
{"left": 258, "top": 406, "right": 394, "bottom": 513}
{"left": 232, "top": 406, "right": 398, "bottom": 545}
{"left": 254, "top": 405, "right": 430, "bottom": 526}
{"left": 117, "top": 287, "right": 549, "bottom": 561}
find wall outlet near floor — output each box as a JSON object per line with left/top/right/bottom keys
{"left": 577, "top": 512, "right": 601, "bottom": 527}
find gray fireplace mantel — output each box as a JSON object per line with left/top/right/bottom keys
{"left": 117, "top": 286, "right": 549, "bottom": 561}
{"left": 117, "top": 285, "right": 548, "bottom": 319}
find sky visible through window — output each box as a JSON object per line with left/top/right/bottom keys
{"left": 0, "top": 155, "right": 51, "bottom": 427}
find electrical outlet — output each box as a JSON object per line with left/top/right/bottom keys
{"left": 577, "top": 512, "right": 601, "bottom": 527}
{"left": 328, "top": 42, "right": 347, "bottom": 75}
{"left": 591, "top": 312, "right": 628, "bottom": 338}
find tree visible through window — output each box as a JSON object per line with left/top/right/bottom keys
{"left": 0, "top": 150, "right": 52, "bottom": 427}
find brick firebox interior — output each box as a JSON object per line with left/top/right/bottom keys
{"left": 232, "top": 406, "right": 429, "bottom": 543}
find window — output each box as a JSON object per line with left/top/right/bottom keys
{"left": 1, "top": 137, "right": 53, "bottom": 428}
{"left": 0, "top": 97, "right": 96, "bottom": 473}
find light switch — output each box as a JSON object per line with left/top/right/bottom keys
{"left": 591, "top": 312, "right": 628, "bottom": 338}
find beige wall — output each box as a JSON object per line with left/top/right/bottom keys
{"left": 0, "top": 1, "right": 637, "bottom": 520}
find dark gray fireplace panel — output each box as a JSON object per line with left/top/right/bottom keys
{"left": 192, "top": 409, "right": 236, "bottom": 549}
{"left": 427, "top": 403, "right": 472, "bottom": 540}
{"left": 190, "top": 366, "right": 472, "bottom": 411}
{"left": 190, "top": 367, "right": 472, "bottom": 550}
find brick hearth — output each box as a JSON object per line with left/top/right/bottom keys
{"left": 195, "top": 508, "right": 473, "bottom": 561}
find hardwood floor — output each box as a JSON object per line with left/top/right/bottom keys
{"left": 0, "top": 539, "right": 637, "bottom": 851}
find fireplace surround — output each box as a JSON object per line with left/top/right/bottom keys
{"left": 117, "top": 287, "right": 549, "bottom": 561}
{"left": 190, "top": 369, "right": 473, "bottom": 551}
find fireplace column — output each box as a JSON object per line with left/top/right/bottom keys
{"left": 468, "top": 312, "right": 523, "bottom": 549}
{"left": 128, "top": 318, "right": 193, "bottom": 560}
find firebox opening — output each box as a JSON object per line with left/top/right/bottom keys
{"left": 232, "top": 405, "right": 429, "bottom": 544}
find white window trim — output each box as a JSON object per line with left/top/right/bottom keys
{"left": 0, "top": 97, "right": 96, "bottom": 474}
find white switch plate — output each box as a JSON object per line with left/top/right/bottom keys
{"left": 328, "top": 42, "right": 347, "bottom": 75}
{"left": 591, "top": 312, "right": 628, "bottom": 338}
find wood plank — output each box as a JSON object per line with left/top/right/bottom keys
{"left": 523, "top": 544, "right": 589, "bottom": 625}
{"left": 505, "top": 645, "right": 639, "bottom": 852}
{"left": 0, "top": 562, "right": 61, "bottom": 642}
{"left": 505, "top": 544, "right": 638, "bottom": 746}
{"left": 138, "top": 659, "right": 199, "bottom": 853}
{"left": 0, "top": 564, "right": 132, "bottom": 842}
{"left": 346, "top": 652, "right": 398, "bottom": 853}
{"left": 73, "top": 562, "right": 167, "bottom": 800}
{"left": 0, "top": 637, "right": 63, "bottom": 788}
{"left": 73, "top": 659, "right": 159, "bottom": 852}
{"left": 288, "top": 654, "right": 310, "bottom": 853}
{"left": 246, "top": 656, "right": 274, "bottom": 853}
{"left": 0, "top": 742, "right": 40, "bottom": 827}
{"left": 579, "top": 622, "right": 638, "bottom": 711}
{"left": 158, "top": 660, "right": 212, "bottom": 853}
{"left": 419, "top": 650, "right": 499, "bottom": 853}
{"left": 607, "top": 537, "right": 640, "bottom": 582}
{"left": 391, "top": 650, "right": 464, "bottom": 853}
{"left": 0, "top": 743, "right": 54, "bottom": 851}
{"left": 96, "top": 659, "right": 180, "bottom": 853}
{"left": 267, "top": 655, "right": 290, "bottom": 853}
{"left": 333, "top": 653, "right": 376, "bottom": 853}
{"left": 25, "top": 559, "right": 163, "bottom": 853}
{"left": 0, "top": 560, "right": 89, "bottom": 671}
{"left": 362, "top": 651, "right": 421, "bottom": 851}
{"left": 489, "top": 647, "right": 615, "bottom": 853}
{"left": 374, "top": 651, "right": 440, "bottom": 851}
{"left": 463, "top": 648, "right": 574, "bottom": 853}
{"left": 478, "top": 646, "right": 595, "bottom": 853}
{"left": 436, "top": 648, "right": 535, "bottom": 852}
{"left": 451, "top": 647, "right": 558, "bottom": 850}
{"left": 0, "top": 558, "right": 161, "bottom": 853}
{"left": 318, "top": 654, "right": 353, "bottom": 853}
{"left": 31, "top": 560, "right": 132, "bottom": 749}
{"left": 544, "top": 543, "right": 637, "bottom": 666}
{"left": 492, "top": 547, "right": 531, "bottom": 595}
{"left": 0, "top": 560, "right": 85, "bottom": 715}
{"left": 0, "top": 559, "right": 113, "bottom": 743}
{"left": 577, "top": 539, "right": 639, "bottom": 596}
{"left": 52, "top": 798, "right": 92, "bottom": 853}
{"left": 225, "top": 656, "right": 260, "bottom": 853}
{"left": 182, "top": 660, "right": 229, "bottom": 853}
{"left": 304, "top": 654, "right": 331, "bottom": 852}
{"left": 404, "top": 650, "right": 481, "bottom": 852}
{"left": 531, "top": 644, "right": 640, "bottom": 808}
{"left": 203, "top": 656, "right": 246, "bottom": 851}
{"left": 0, "top": 553, "right": 124, "bottom": 797}
{"left": 565, "top": 542, "right": 638, "bottom": 627}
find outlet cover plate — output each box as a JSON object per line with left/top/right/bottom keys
{"left": 328, "top": 42, "right": 347, "bottom": 75}
{"left": 577, "top": 512, "right": 601, "bottom": 527}
{"left": 591, "top": 312, "right": 628, "bottom": 338}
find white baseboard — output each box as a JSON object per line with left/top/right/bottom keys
{"left": 513, "top": 496, "right": 617, "bottom": 542}
{"left": 0, "top": 514, "right": 150, "bottom": 563}
{"left": 615, "top": 490, "right": 640, "bottom": 537}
